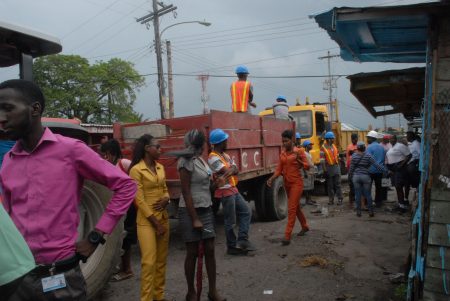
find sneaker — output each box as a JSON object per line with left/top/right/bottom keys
{"left": 236, "top": 240, "right": 256, "bottom": 251}
{"left": 337, "top": 199, "right": 343, "bottom": 205}
{"left": 227, "top": 247, "right": 248, "bottom": 256}
{"left": 281, "top": 239, "right": 291, "bottom": 246}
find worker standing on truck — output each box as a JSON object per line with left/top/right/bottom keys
{"left": 230, "top": 65, "right": 256, "bottom": 114}
{"left": 267, "top": 129, "right": 310, "bottom": 246}
{"left": 366, "top": 130, "right": 386, "bottom": 208}
{"left": 0, "top": 79, "right": 137, "bottom": 301}
{"left": 208, "top": 129, "right": 255, "bottom": 255}
{"left": 321, "top": 131, "right": 343, "bottom": 205}
{"left": 345, "top": 133, "right": 358, "bottom": 205}
{"left": 272, "top": 95, "right": 290, "bottom": 120}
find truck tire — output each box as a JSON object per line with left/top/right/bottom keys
{"left": 254, "top": 180, "right": 268, "bottom": 221}
{"left": 78, "top": 181, "right": 123, "bottom": 300}
{"left": 264, "top": 177, "right": 288, "bottom": 221}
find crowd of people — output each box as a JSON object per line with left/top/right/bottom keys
{"left": 0, "top": 77, "right": 422, "bottom": 301}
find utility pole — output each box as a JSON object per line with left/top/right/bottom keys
{"left": 319, "top": 51, "right": 340, "bottom": 122}
{"left": 383, "top": 106, "right": 387, "bottom": 131}
{"left": 197, "top": 74, "right": 210, "bottom": 114}
{"left": 166, "top": 40, "right": 174, "bottom": 118}
{"left": 136, "top": 1, "right": 177, "bottom": 119}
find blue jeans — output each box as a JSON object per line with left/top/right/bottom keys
{"left": 352, "top": 174, "right": 373, "bottom": 213}
{"left": 220, "top": 193, "right": 251, "bottom": 248}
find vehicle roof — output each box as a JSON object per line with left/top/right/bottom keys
{"left": 0, "top": 21, "right": 62, "bottom": 67}
{"left": 259, "top": 104, "right": 328, "bottom": 116}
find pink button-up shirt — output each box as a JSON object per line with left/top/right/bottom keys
{"left": 0, "top": 128, "right": 136, "bottom": 264}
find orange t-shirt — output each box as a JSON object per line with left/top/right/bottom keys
{"left": 346, "top": 143, "right": 358, "bottom": 169}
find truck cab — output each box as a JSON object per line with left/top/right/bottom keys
{"left": 259, "top": 103, "right": 329, "bottom": 165}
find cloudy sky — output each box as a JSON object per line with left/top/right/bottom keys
{"left": 0, "top": 0, "right": 435, "bottom": 129}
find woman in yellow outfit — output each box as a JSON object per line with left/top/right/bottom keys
{"left": 129, "top": 134, "right": 170, "bottom": 301}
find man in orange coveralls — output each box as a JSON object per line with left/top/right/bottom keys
{"left": 267, "top": 129, "right": 310, "bottom": 246}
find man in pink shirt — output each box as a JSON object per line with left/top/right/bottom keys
{"left": 0, "top": 79, "right": 136, "bottom": 301}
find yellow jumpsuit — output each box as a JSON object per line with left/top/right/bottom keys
{"left": 129, "top": 160, "right": 170, "bottom": 301}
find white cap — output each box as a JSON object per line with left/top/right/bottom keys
{"left": 366, "top": 130, "right": 379, "bottom": 139}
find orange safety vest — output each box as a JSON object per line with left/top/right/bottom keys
{"left": 209, "top": 151, "right": 238, "bottom": 186}
{"left": 322, "top": 144, "right": 339, "bottom": 165}
{"left": 230, "top": 80, "right": 251, "bottom": 112}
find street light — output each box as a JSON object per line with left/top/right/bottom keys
{"left": 160, "top": 20, "right": 211, "bottom": 118}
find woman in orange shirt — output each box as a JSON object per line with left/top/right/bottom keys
{"left": 267, "top": 129, "right": 310, "bottom": 246}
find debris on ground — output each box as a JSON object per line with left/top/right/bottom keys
{"left": 299, "top": 255, "right": 329, "bottom": 268}
{"left": 335, "top": 293, "right": 355, "bottom": 300}
{"left": 388, "top": 273, "right": 406, "bottom": 284}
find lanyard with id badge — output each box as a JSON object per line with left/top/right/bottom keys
{"left": 41, "top": 264, "right": 67, "bottom": 293}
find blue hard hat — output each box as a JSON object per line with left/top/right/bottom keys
{"left": 295, "top": 132, "right": 301, "bottom": 139}
{"left": 209, "top": 128, "right": 229, "bottom": 145}
{"left": 324, "top": 131, "right": 335, "bottom": 139}
{"left": 235, "top": 65, "right": 249, "bottom": 74}
{"left": 276, "top": 95, "right": 287, "bottom": 102}
{"left": 302, "top": 140, "right": 313, "bottom": 147}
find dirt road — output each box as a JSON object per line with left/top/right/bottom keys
{"left": 97, "top": 190, "right": 410, "bottom": 301}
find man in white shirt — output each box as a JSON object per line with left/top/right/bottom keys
{"left": 386, "top": 135, "right": 412, "bottom": 213}
{"left": 272, "top": 95, "right": 291, "bottom": 120}
{"left": 405, "top": 131, "right": 421, "bottom": 200}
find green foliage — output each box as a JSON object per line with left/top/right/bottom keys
{"left": 394, "top": 283, "right": 407, "bottom": 301}
{"left": 33, "top": 54, "right": 145, "bottom": 123}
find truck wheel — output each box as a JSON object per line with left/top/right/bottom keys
{"left": 254, "top": 180, "right": 268, "bottom": 221}
{"left": 264, "top": 177, "right": 288, "bottom": 221}
{"left": 78, "top": 181, "right": 124, "bottom": 300}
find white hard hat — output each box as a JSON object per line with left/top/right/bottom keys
{"left": 366, "top": 130, "right": 379, "bottom": 139}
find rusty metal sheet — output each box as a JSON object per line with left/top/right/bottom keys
{"left": 261, "top": 116, "right": 294, "bottom": 146}
{"left": 426, "top": 246, "right": 450, "bottom": 270}
{"left": 423, "top": 267, "right": 450, "bottom": 296}
{"left": 428, "top": 223, "right": 450, "bottom": 247}
{"left": 430, "top": 201, "right": 450, "bottom": 224}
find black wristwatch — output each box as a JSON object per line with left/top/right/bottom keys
{"left": 88, "top": 231, "right": 106, "bottom": 246}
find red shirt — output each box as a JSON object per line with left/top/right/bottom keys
{"left": 273, "top": 147, "right": 310, "bottom": 184}
{"left": 346, "top": 143, "right": 358, "bottom": 169}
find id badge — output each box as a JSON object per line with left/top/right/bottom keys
{"left": 41, "top": 273, "right": 67, "bottom": 292}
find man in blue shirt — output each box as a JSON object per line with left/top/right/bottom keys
{"left": 366, "top": 131, "right": 386, "bottom": 207}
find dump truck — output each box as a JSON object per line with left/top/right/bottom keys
{"left": 114, "top": 110, "right": 295, "bottom": 221}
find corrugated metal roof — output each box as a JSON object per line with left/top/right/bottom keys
{"left": 312, "top": 2, "right": 449, "bottom": 63}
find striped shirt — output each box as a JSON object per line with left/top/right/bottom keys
{"left": 349, "top": 152, "right": 387, "bottom": 177}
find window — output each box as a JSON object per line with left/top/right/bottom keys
{"left": 315, "top": 111, "right": 326, "bottom": 136}
{"left": 291, "top": 110, "right": 313, "bottom": 138}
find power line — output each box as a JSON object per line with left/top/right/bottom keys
{"left": 68, "top": 0, "right": 148, "bottom": 53}
{"left": 62, "top": 0, "right": 123, "bottom": 39}
{"left": 88, "top": 45, "right": 150, "bottom": 59}
{"left": 170, "top": 21, "right": 317, "bottom": 44}
{"left": 175, "top": 30, "right": 323, "bottom": 51}
{"left": 173, "top": 26, "right": 320, "bottom": 48}
{"left": 166, "top": 16, "right": 312, "bottom": 40}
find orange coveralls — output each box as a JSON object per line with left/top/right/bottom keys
{"left": 273, "top": 147, "right": 310, "bottom": 240}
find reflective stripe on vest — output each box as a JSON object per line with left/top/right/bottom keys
{"left": 322, "top": 144, "right": 339, "bottom": 165}
{"left": 209, "top": 151, "right": 238, "bottom": 186}
{"left": 231, "top": 81, "right": 250, "bottom": 112}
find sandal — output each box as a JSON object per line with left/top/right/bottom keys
{"left": 110, "top": 271, "right": 133, "bottom": 282}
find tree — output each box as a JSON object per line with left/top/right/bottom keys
{"left": 33, "top": 54, "right": 145, "bottom": 123}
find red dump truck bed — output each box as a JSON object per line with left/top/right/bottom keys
{"left": 114, "top": 110, "right": 294, "bottom": 221}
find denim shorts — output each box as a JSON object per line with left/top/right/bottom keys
{"left": 178, "top": 207, "right": 216, "bottom": 242}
